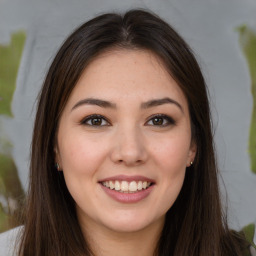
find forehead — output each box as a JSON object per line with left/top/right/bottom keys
{"left": 65, "top": 49, "right": 188, "bottom": 110}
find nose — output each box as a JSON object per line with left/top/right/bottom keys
{"left": 110, "top": 125, "right": 148, "bottom": 166}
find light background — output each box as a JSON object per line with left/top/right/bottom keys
{"left": 0, "top": 0, "right": 255, "bottom": 237}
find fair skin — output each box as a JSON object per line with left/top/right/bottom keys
{"left": 56, "top": 49, "right": 196, "bottom": 256}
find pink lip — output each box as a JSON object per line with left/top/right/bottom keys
{"left": 98, "top": 175, "right": 155, "bottom": 203}
{"left": 100, "top": 183, "right": 154, "bottom": 203}
{"left": 98, "top": 175, "right": 155, "bottom": 183}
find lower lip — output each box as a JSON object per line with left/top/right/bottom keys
{"left": 100, "top": 184, "right": 154, "bottom": 203}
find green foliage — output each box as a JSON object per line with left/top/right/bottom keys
{"left": 0, "top": 30, "right": 26, "bottom": 233}
{"left": 0, "top": 31, "right": 26, "bottom": 116}
{"left": 237, "top": 25, "right": 256, "bottom": 174}
{"left": 0, "top": 203, "right": 9, "bottom": 233}
{"left": 0, "top": 154, "right": 24, "bottom": 233}
{"left": 241, "top": 223, "right": 256, "bottom": 249}
{"left": 0, "top": 154, "right": 21, "bottom": 196}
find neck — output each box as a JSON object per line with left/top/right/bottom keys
{"left": 80, "top": 217, "right": 164, "bottom": 256}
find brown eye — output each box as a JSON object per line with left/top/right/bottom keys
{"left": 91, "top": 118, "right": 103, "bottom": 126}
{"left": 81, "top": 115, "right": 110, "bottom": 126}
{"left": 152, "top": 117, "right": 164, "bottom": 125}
{"left": 146, "top": 114, "right": 176, "bottom": 127}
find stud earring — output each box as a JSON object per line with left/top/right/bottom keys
{"left": 55, "top": 162, "right": 61, "bottom": 171}
{"left": 190, "top": 161, "right": 193, "bottom": 166}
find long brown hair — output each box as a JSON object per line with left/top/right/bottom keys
{"left": 18, "top": 9, "right": 245, "bottom": 255}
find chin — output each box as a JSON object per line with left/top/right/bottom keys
{"left": 101, "top": 212, "right": 164, "bottom": 234}
{"left": 105, "top": 222, "right": 150, "bottom": 233}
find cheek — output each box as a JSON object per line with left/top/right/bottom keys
{"left": 153, "top": 138, "right": 188, "bottom": 212}
{"left": 153, "top": 134, "right": 191, "bottom": 173}
{"left": 58, "top": 133, "right": 108, "bottom": 175}
{"left": 150, "top": 133, "right": 190, "bottom": 208}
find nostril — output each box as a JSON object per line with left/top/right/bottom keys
{"left": 109, "top": 138, "right": 148, "bottom": 165}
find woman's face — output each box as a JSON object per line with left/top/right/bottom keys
{"left": 56, "top": 49, "right": 196, "bottom": 234}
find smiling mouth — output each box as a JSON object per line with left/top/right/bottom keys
{"left": 101, "top": 180, "right": 153, "bottom": 193}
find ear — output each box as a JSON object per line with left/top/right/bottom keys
{"left": 186, "top": 141, "right": 197, "bottom": 167}
{"left": 54, "top": 146, "right": 62, "bottom": 171}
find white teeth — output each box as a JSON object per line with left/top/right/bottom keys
{"left": 129, "top": 181, "right": 137, "bottom": 192}
{"left": 137, "top": 181, "right": 143, "bottom": 190}
{"left": 121, "top": 181, "right": 129, "bottom": 192}
{"left": 109, "top": 181, "right": 115, "bottom": 189}
{"left": 114, "top": 181, "right": 121, "bottom": 191}
{"left": 102, "top": 180, "right": 152, "bottom": 193}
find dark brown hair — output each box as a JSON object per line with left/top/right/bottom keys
{"left": 18, "top": 9, "right": 245, "bottom": 256}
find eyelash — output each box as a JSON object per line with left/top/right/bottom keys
{"left": 146, "top": 114, "right": 176, "bottom": 127}
{"left": 80, "top": 114, "right": 176, "bottom": 127}
{"left": 80, "top": 114, "right": 110, "bottom": 126}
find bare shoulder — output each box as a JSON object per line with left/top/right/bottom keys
{"left": 0, "top": 226, "right": 22, "bottom": 256}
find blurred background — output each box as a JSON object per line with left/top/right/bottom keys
{"left": 0, "top": 0, "right": 255, "bottom": 244}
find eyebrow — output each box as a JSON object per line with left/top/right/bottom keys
{"left": 71, "top": 97, "right": 183, "bottom": 112}
{"left": 141, "top": 97, "right": 183, "bottom": 112}
{"left": 71, "top": 98, "right": 117, "bottom": 111}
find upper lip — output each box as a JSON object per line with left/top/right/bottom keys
{"left": 98, "top": 175, "right": 155, "bottom": 183}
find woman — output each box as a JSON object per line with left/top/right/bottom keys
{"left": 1, "top": 9, "right": 253, "bottom": 256}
